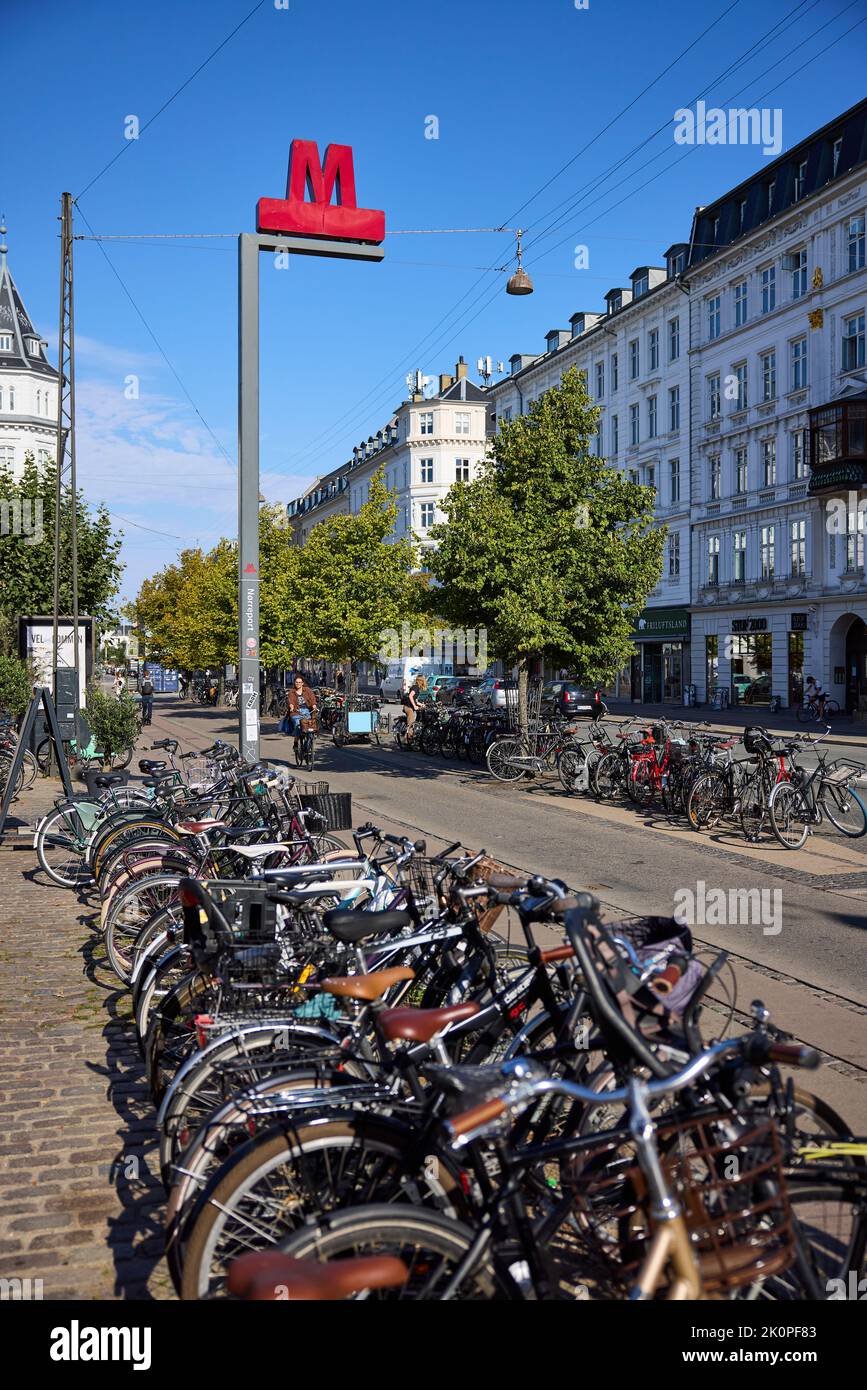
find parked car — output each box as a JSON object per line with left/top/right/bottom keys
{"left": 473, "top": 677, "right": 518, "bottom": 709}
{"left": 541, "top": 681, "right": 607, "bottom": 720}
{"left": 427, "top": 675, "right": 457, "bottom": 701}
{"left": 379, "top": 658, "right": 450, "bottom": 701}
{"left": 439, "top": 674, "right": 486, "bottom": 706}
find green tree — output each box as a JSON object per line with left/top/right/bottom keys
{"left": 0, "top": 653, "right": 33, "bottom": 720}
{"left": 0, "top": 456, "right": 124, "bottom": 655}
{"left": 85, "top": 684, "right": 141, "bottom": 763}
{"left": 294, "top": 469, "right": 428, "bottom": 692}
{"left": 429, "top": 367, "right": 664, "bottom": 732}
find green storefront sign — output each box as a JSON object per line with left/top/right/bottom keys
{"left": 632, "top": 607, "right": 691, "bottom": 641}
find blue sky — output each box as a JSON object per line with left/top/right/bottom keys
{"left": 5, "top": 0, "right": 866, "bottom": 601}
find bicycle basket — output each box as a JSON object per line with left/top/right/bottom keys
{"left": 403, "top": 857, "right": 449, "bottom": 925}
{"left": 824, "top": 759, "right": 865, "bottom": 785}
{"left": 299, "top": 790, "right": 353, "bottom": 832}
{"left": 462, "top": 854, "right": 513, "bottom": 933}
{"left": 563, "top": 1110, "right": 795, "bottom": 1297}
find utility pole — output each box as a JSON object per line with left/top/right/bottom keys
{"left": 51, "top": 192, "right": 81, "bottom": 740}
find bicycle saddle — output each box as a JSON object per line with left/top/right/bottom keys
{"left": 321, "top": 967, "right": 415, "bottom": 1001}
{"left": 139, "top": 759, "right": 168, "bottom": 774}
{"left": 91, "top": 772, "right": 126, "bottom": 789}
{"left": 323, "top": 907, "right": 412, "bottom": 943}
{"left": 227, "top": 1252, "right": 407, "bottom": 1302}
{"left": 380, "top": 1002, "right": 481, "bottom": 1043}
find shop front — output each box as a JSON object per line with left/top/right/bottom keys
{"left": 624, "top": 607, "right": 691, "bottom": 704}
{"left": 690, "top": 607, "right": 815, "bottom": 709}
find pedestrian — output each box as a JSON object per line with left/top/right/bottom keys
{"left": 178, "top": 672, "right": 189, "bottom": 700}
{"left": 280, "top": 673, "right": 317, "bottom": 752}
{"left": 404, "top": 674, "right": 428, "bottom": 733}
{"left": 140, "top": 672, "right": 155, "bottom": 726}
{"left": 113, "top": 672, "right": 126, "bottom": 699}
{"left": 335, "top": 669, "right": 345, "bottom": 693}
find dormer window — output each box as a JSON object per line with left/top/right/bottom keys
{"left": 27, "top": 338, "right": 40, "bottom": 356}
{"left": 608, "top": 293, "right": 621, "bottom": 314}
{"left": 633, "top": 273, "right": 648, "bottom": 299}
{"left": 794, "top": 160, "right": 807, "bottom": 201}
{"left": 832, "top": 137, "right": 843, "bottom": 176}
{"left": 0, "top": 333, "right": 11, "bottom": 352}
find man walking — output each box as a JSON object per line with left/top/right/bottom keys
{"left": 140, "top": 672, "right": 155, "bottom": 726}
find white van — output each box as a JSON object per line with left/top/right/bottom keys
{"left": 379, "top": 658, "right": 452, "bottom": 701}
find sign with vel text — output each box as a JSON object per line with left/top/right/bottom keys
{"left": 257, "top": 141, "right": 385, "bottom": 244}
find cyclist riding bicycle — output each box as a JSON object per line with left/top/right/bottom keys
{"left": 281, "top": 674, "right": 317, "bottom": 755}
{"left": 804, "top": 674, "right": 826, "bottom": 719}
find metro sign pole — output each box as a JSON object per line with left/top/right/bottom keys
{"left": 238, "top": 141, "right": 384, "bottom": 762}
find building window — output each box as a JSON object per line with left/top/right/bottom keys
{"left": 455, "top": 458, "right": 470, "bottom": 481}
{"left": 645, "top": 463, "right": 656, "bottom": 492}
{"left": 711, "top": 217, "right": 720, "bottom": 246}
{"left": 738, "top": 199, "right": 747, "bottom": 233}
{"left": 734, "top": 362, "right": 748, "bottom": 412}
{"left": 628, "top": 469, "right": 639, "bottom": 485}
{"left": 634, "top": 272, "right": 648, "bottom": 298}
{"left": 35, "top": 390, "right": 41, "bottom": 414}
{"left": 669, "top": 458, "right": 680, "bottom": 505}
{"left": 790, "top": 337, "right": 808, "bottom": 391}
{"left": 37, "top": 448, "right": 51, "bottom": 467}
{"left": 595, "top": 362, "right": 604, "bottom": 399}
{"left": 791, "top": 428, "right": 807, "bottom": 479}
{"left": 629, "top": 339, "right": 639, "bottom": 380}
{"left": 419, "top": 457, "right": 434, "bottom": 483}
{"left": 767, "top": 180, "right": 776, "bottom": 215}
{"left": 734, "top": 281, "right": 748, "bottom": 327}
{"left": 709, "top": 455, "right": 721, "bottom": 500}
{"left": 668, "top": 316, "right": 680, "bottom": 361}
{"left": 707, "top": 535, "right": 720, "bottom": 586}
{"left": 611, "top": 414, "right": 619, "bottom": 454}
{"left": 707, "top": 295, "right": 721, "bottom": 340}
{"left": 708, "top": 372, "right": 721, "bottom": 420}
{"left": 0, "top": 446, "right": 14, "bottom": 469}
{"left": 595, "top": 423, "right": 604, "bottom": 457}
{"left": 760, "top": 525, "right": 775, "bottom": 578}
{"left": 761, "top": 349, "right": 777, "bottom": 402}
{"left": 402, "top": 461, "right": 408, "bottom": 487}
{"left": 790, "top": 248, "right": 807, "bottom": 300}
{"left": 790, "top": 519, "right": 806, "bottom": 577}
{"left": 647, "top": 395, "right": 657, "bottom": 439}
{"left": 668, "top": 531, "right": 680, "bottom": 578}
{"left": 761, "top": 264, "right": 776, "bottom": 314}
{"left": 842, "top": 312, "right": 866, "bottom": 371}
{"left": 733, "top": 529, "right": 747, "bottom": 583}
{"left": 502, "top": 406, "right": 512, "bottom": 424}
{"left": 419, "top": 411, "right": 434, "bottom": 435}
{"left": 7, "top": 387, "right": 14, "bottom": 412}
{"left": 611, "top": 353, "right": 618, "bottom": 390}
{"left": 833, "top": 137, "right": 843, "bottom": 176}
{"left": 845, "top": 506, "right": 865, "bottom": 571}
{"left": 0, "top": 333, "right": 11, "bottom": 352}
{"left": 648, "top": 328, "right": 659, "bottom": 372}
{"left": 762, "top": 437, "right": 777, "bottom": 487}
{"left": 669, "top": 386, "right": 680, "bottom": 432}
{"left": 454, "top": 411, "right": 470, "bottom": 435}
{"left": 847, "top": 215, "right": 865, "bottom": 272}
{"left": 629, "top": 403, "right": 640, "bottom": 446}
{"left": 735, "top": 446, "right": 748, "bottom": 494}
{"left": 794, "top": 160, "right": 807, "bottom": 201}
{"left": 419, "top": 502, "right": 435, "bottom": 529}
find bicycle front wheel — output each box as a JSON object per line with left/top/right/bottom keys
{"left": 486, "top": 737, "right": 527, "bottom": 782}
{"left": 768, "top": 782, "right": 811, "bottom": 851}
{"left": 820, "top": 782, "right": 867, "bottom": 838}
{"left": 739, "top": 767, "right": 772, "bottom": 842}
{"left": 795, "top": 703, "right": 815, "bottom": 724}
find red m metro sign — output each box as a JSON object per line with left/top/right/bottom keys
{"left": 257, "top": 140, "right": 385, "bottom": 244}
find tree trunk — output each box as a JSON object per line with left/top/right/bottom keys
{"left": 517, "top": 657, "right": 529, "bottom": 744}
{"left": 349, "top": 660, "right": 359, "bottom": 696}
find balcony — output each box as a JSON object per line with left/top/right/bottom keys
{"left": 808, "top": 393, "right": 867, "bottom": 495}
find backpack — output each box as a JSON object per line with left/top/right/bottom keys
{"left": 141, "top": 679, "right": 154, "bottom": 696}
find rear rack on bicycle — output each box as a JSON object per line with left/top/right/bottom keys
{"left": 823, "top": 759, "right": 865, "bottom": 784}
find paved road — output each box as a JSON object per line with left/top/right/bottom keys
{"left": 147, "top": 696, "right": 867, "bottom": 1128}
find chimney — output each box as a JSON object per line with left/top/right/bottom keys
{"left": 439, "top": 373, "right": 453, "bottom": 393}
{"left": 455, "top": 356, "right": 468, "bottom": 380}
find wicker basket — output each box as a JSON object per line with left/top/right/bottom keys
{"left": 563, "top": 1110, "right": 795, "bottom": 1296}
{"left": 299, "top": 790, "right": 353, "bottom": 832}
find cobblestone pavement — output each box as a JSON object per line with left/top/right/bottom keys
{"left": 0, "top": 778, "right": 171, "bottom": 1301}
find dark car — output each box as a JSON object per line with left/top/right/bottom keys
{"left": 439, "top": 675, "right": 485, "bottom": 707}
{"left": 542, "top": 680, "right": 607, "bottom": 720}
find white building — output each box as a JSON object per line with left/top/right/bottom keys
{"left": 0, "top": 221, "right": 58, "bottom": 476}
{"left": 488, "top": 260, "right": 693, "bottom": 702}
{"left": 287, "top": 356, "right": 491, "bottom": 563}
{"left": 489, "top": 98, "right": 867, "bottom": 713}
{"left": 686, "top": 99, "right": 867, "bottom": 713}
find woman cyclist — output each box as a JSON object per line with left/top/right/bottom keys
{"left": 281, "top": 674, "right": 318, "bottom": 758}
